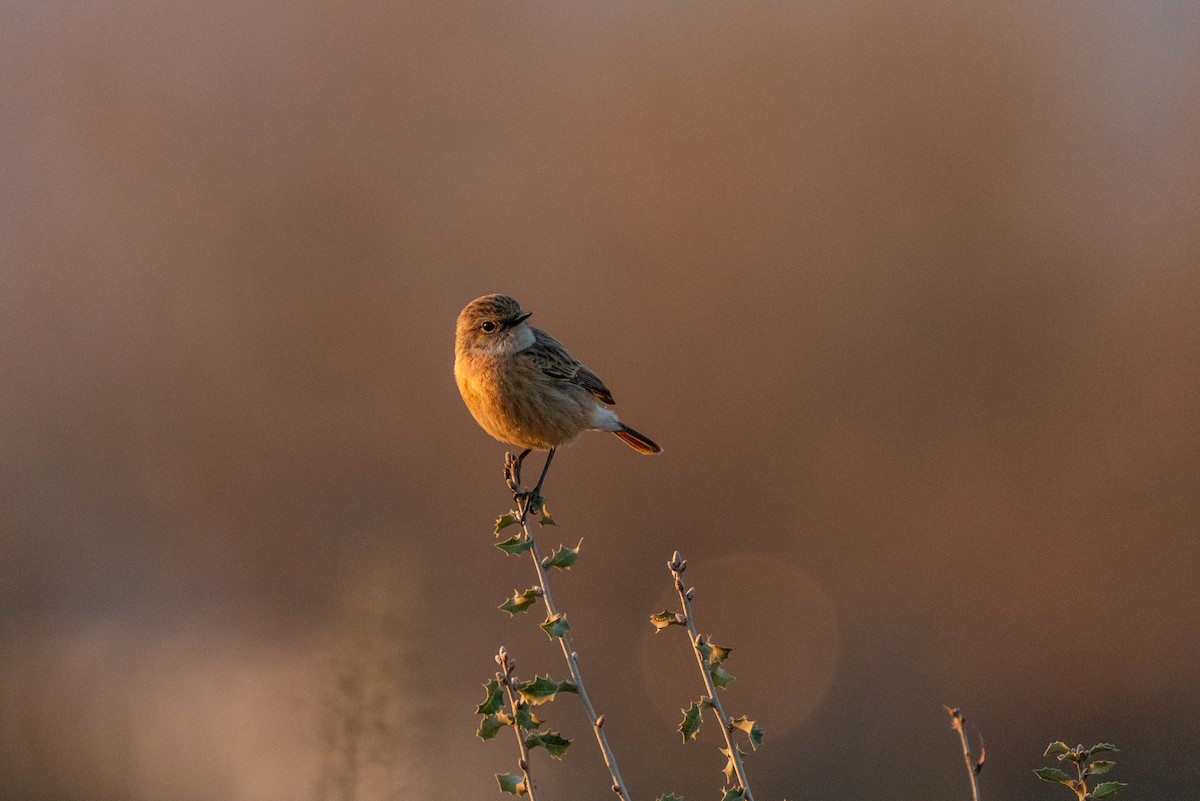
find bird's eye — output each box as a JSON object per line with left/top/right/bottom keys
{"left": 480, "top": 320, "right": 497, "bottom": 333}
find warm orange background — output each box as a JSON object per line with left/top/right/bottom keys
{"left": 3, "top": 3, "right": 1198, "bottom": 800}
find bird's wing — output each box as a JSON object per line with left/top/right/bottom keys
{"left": 525, "top": 327, "right": 616, "bottom": 405}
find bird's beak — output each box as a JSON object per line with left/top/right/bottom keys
{"left": 511, "top": 311, "right": 532, "bottom": 325}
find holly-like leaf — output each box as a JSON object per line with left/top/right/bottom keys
{"left": 495, "top": 514, "right": 518, "bottom": 535}
{"left": 476, "top": 679, "right": 503, "bottom": 716}
{"left": 1034, "top": 767, "right": 1073, "bottom": 785}
{"left": 708, "top": 642, "right": 733, "bottom": 664}
{"left": 538, "top": 505, "right": 556, "bottom": 526}
{"left": 518, "top": 674, "right": 566, "bottom": 705}
{"left": 1044, "top": 741, "right": 1072, "bottom": 758}
{"left": 656, "top": 795, "right": 685, "bottom": 801}
{"left": 513, "top": 702, "right": 543, "bottom": 730}
{"left": 650, "top": 610, "right": 683, "bottom": 631}
{"left": 477, "top": 714, "right": 505, "bottom": 740}
{"left": 710, "top": 662, "right": 735, "bottom": 688}
{"left": 499, "top": 588, "right": 541, "bottom": 615}
{"left": 540, "top": 612, "right": 571, "bottom": 639}
{"left": 679, "top": 701, "right": 703, "bottom": 743}
{"left": 1090, "top": 743, "right": 1120, "bottom": 755}
{"left": 720, "top": 789, "right": 747, "bottom": 801}
{"left": 524, "top": 730, "right": 571, "bottom": 759}
{"left": 730, "top": 716, "right": 763, "bottom": 750}
{"left": 1088, "top": 760, "right": 1116, "bottom": 776}
{"left": 719, "top": 745, "right": 745, "bottom": 785}
{"left": 496, "top": 773, "right": 528, "bottom": 795}
{"left": 496, "top": 535, "right": 533, "bottom": 556}
{"left": 547, "top": 539, "right": 582, "bottom": 570}
{"left": 1092, "top": 781, "right": 1127, "bottom": 799}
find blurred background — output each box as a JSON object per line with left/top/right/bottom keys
{"left": 2, "top": 2, "right": 1199, "bottom": 800}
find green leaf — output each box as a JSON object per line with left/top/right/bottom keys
{"left": 512, "top": 702, "right": 542, "bottom": 730}
{"left": 518, "top": 674, "right": 565, "bottom": 705}
{"left": 650, "top": 610, "right": 683, "bottom": 631}
{"left": 476, "top": 679, "right": 503, "bottom": 716}
{"left": 708, "top": 642, "right": 733, "bottom": 664}
{"left": 1033, "top": 767, "right": 1073, "bottom": 785}
{"left": 656, "top": 795, "right": 685, "bottom": 801}
{"left": 495, "top": 773, "right": 528, "bottom": 796}
{"left": 1090, "top": 743, "right": 1120, "bottom": 755}
{"left": 499, "top": 588, "right": 541, "bottom": 615}
{"left": 1087, "top": 760, "right": 1116, "bottom": 776}
{"left": 538, "top": 504, "right": 556, "bottom": 526}
{"left": 477, "top": 714, "right": 505, "bottom": 740}
{"left": 730, "top": 716, "right": 763, "bottom": 750}
{"left": 494, "top": 514, "right": 518, "bottom": 535}
{"left": 720, "top": 789, "right": 747, "bottom": 801}
{"left": 719, "top": 745, "right": 745, "bottom": 785}
{"left": 547, "top": 539, "right": 582, "bottom": 570}
{"left": 679, "top": 701, "right": 703, "bottom": 743}
{"left": 525, "top": 730, "right": 572, "bottom": 759}
{"left": 710, "top": 662, "right": 735, "bottom": 688}
{"left": 540, "top": 612, "right": 571, "bottom": 639}
{"left": 1044, "top": 741, "right": 1072, "bottom": 758}
{"left": 1092, "top": 782, "right": 1127, "bottom": 799}
{"left": 496, "top": 535, "right": 533, "bottom": 555}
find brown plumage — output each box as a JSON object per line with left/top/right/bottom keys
{"left": 454, "top": 294, "right": 662, "bottom": 455}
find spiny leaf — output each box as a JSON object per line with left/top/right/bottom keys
{"left": 730, "top": 715, "right": 763, "bottom": 750}
{"left": 524, "top": 730, "right": 571, "bottom": 759}
{"left": 495, "top": 773, "right": 528, "bottom": 795}
{"left": 513, "top": 702, "right": 543, "bottom": 730}
{"left": 719, "top": 745, "right": 745, "bottom": 785}
{"left": 518, "top": 674, "right": 566, "bottom": 705}
{"left": 720, "top": 789, "right": 747, "bottom": 801}
{"left": 547, "top": 539, "right": 582, "bottom": 570}
{"left": 679, "top": 701, "right": 703, "bottom": 743}
{"left": 1092, "top": 781, "right": 1127, "bottom": 799}
{"left": 477, "top": 714, "right": 504, "bottom": 740}
{"left": 650, "top": 610, "right": 683, "bottom": 631}
{"left": 476, "top": 679, "right": 503, "bottom": 716}
{"left": 1034, "top": 767, "right": 1073, "bottom": 785}
{"left": 540, "top": 612, "right": 571, "bottom": 639}
{"left": 538, "top": 504, "right": 556, "bottom": 526}
{"left": 710, "top": 662, "right": 735, "bottom": 688}
{"left": 656, "top": 795, "right": 685, "bottom": 801}
{"left": 496, "top": 535, "right": 533, "bottom": 555}
{"left": 708, "top": 641, "right": 733, "bottom": 664}
{"left": 499, "top": 587, "right": 541, "bottom": 615}
{"left": 494, "top": 514, "right": 518, "bottom": 535}
{"left": 1090, "top": 743, "right": 1120, "bottom": 755}
{"left": 1088, "top": 760, "right": 1116, "bottom": 776}
{"left": 1044, "top": 741, "right": 1072, "bottom": 757}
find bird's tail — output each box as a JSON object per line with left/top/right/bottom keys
{"left": 613, "top": 423, "right": 662, "bottom": 455}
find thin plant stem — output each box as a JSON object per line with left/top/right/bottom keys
{"left": 497, "top": 648, "right": 538, "bottom": 801}
{"left": 945, "top": 706, "right": 981, "bottom": 801}
{"left": 507, "top": 459, "right": 633, "bottom": 800}
{"left": 669, "top": 552, "right": 756, "bottom": 801}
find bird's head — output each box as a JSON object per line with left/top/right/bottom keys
{"left": 455, "top": 294, "right": 535, "bottom": 357}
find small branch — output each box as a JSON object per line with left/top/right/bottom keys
{"left": 506, "top": 454, "right": 633, "bottom": 800}
{"left": 498, "top": 648, "right": 538, "bottom": 801}
{"left": 944, "top": 706, "right": 981, "bottom": 801}
{"left": 668, "top": 552, "right": 756, "bottom": 801}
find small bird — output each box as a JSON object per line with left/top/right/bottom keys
{"left": 454, "top": 294, "right": 661, "bottom": 498}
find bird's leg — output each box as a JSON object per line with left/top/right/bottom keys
{"left": 528, "top": 448, "right": 556, "bottom": 515}
{"left": 505, "top": 449, "right": 532, "bottom": 497}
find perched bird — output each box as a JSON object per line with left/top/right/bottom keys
{"left": 454, "top": 294, "right": 660, "bottom": 497}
